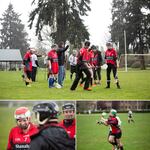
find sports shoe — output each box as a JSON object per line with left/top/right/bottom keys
{"left": 84, "top": 88, "right": 92, "bottom": 91}
{"left": 105, "top": 86, "right": 110, "bottom": 89}
{"left": 80, "top": 84, "right": 84, "bottom": 87}
{"left": 116, "top": 83, "right": 121, "bottom": 89}
{"left": 25, "top": 78, "right": 32, "bottom": 83}
{"left": 55, "top": 83, "right": 62, "bottom": 89}
{"left": 92, "top": 84, "right": 96, "bottom": 87}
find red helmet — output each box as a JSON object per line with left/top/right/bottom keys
{"left": 14, "top": 107, "right": 31, "bottom": 120}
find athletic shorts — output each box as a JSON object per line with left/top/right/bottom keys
{"left": 128, "top": 115, "right": 132, "bottom": 118}
{"left": 108, "top": 131, "right": 122, "bottom": 139}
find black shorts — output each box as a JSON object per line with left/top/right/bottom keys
{"left": 108, "top": 131, "right": 122, "bottom": 139}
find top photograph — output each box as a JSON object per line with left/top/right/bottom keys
{"left": 0, "top": 0, "right": 149, "bottom": 100}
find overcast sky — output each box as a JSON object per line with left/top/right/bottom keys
{"left": 0, "top": 0, "right": 112, "bottom": 48}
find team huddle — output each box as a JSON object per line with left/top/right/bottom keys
{"left": 22, "top": 41, "right": 121, "bottom": 90}
{"left": 7, "top": 102, "right": 75, "bottom": 150}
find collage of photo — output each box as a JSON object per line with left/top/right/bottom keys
{"left": 0, "top": 0, "right": 150, "bottom": 150}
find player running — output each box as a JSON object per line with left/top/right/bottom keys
{"left": 29, "top": 102, "right": 75, "bottom": 150}
{"left": 47, "top": 44, "right": 61, "bottom": 88}
{"left": 59, "top": 103, "right": 76, "bottom": 139}
{"left": 98, "top": 109, "right": 124, "bottom": 150}
{"left": 105, "top": 42, "right": 121, "bottom": 89}
{"left": 128, "top": 109, "right": 135, "bottom": 123}
{"left": 7, "top": 107, "right": 38, "bottom": 150}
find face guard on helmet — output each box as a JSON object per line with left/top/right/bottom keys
{"left": 62, "top": 103, "right": 75, "bottom": 120}
{"left": 110, "top": 109, "right": 117, "bottom": 116}
{"left": 14, "top": 107, "right": 31, "bottom": 130}
{"left": 32, "top": 102, "right": 59, "bottom": 125}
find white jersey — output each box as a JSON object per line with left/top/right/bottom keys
{"left": 128, "top": 110, "right": 133, "bottom": 117}
{"left": 116, "top": 116, "right": 122, "bottom": 127}
{"left": 31, "top": 54, "right": 38, "bottom": 67}
{"left": 69, "top": 54, "right": 77, "bottom": 66}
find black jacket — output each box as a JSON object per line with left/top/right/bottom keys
{"left": 29, "top": 123, "right": 75, "bottom": 150}
{"left": 57, "top": 45, "right": 69, "bottom": 66}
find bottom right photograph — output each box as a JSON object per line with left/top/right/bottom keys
{"left": 76, "top": 101, "right": 150, "bottom": 150}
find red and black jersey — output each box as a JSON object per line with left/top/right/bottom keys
{"left": 23, "top": 51, "right": 32, "bottom": 72}
{"left": 59, "top": 119, "right": 76, "bottom": 139}
{"left": 89, "top": 50, "right": 94, "bottom": 66}
{"left": 107, "top": 116, "right": 121, "bottom": 134}
{"left": 7, "top": 123, "right": 38, "bottom": 150}
{"left": 79, "top": 47, "right": 90, "bottom": 63}
{"left": 48, "top": 49, "right": 59, "bottom": 74}
{"left": 105, "top": 48, "right": 117, "bottom": 65}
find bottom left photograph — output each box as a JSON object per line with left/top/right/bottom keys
{"left": 0, "top": 101, "right": 76, "bottom": 150}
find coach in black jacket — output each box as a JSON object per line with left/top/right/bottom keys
{"left": 57, "top": 41, "right": 69, "bottom": 87}
{"left": 29, "top": 102, "right": 75, "bottom": 150}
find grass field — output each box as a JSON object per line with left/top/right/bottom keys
{"left": 0, "top": 69, "right": 150, "bottom": 100}
{"left": 77, "top": 113, "right": 150, "bottom": 150}
{"left": 0, "top": 102, "right": 67, "bottom": 150}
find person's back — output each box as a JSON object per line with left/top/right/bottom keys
{"left": 30, "top": 122, "right": 75, "bottom": 150}
{"left": 30, "top": 102, "right": 75, "bottom": 150}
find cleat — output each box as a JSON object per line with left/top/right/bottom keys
{"left": 92, "top": 84, "right": 96, "bottom": 87}
{"left": 55, "top": 83, "right": 62, "bottom": 89}
{"left": 84, "top": 88, "right": 92, "bottom": 91}
{"left": 80, "top": 84, "right": 84, "bottom": 87}
{"left": 25, "top": 78, "right": 32, "bottom": 83}
{"left": 105, "top": 86, "right": 110, "bottom": 89}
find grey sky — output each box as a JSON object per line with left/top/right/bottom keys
{"left": 0, "top": 0, "right": 112, "bottom": 48}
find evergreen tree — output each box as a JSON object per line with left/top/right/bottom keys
{"left": 28, "top": 0, "right": 91, "bottom": 47}
{"left": 0, "top": 3, "right": 29, "bottom": 56}
{"left": 111, "top": 0, "right": 150, "bottom": 69}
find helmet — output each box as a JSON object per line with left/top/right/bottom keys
{"left": 32, "top": 102, "right": 59, "bottom": 125}
{"left": 14, "top": 107, "right": 31, "bottom": 120}
{"left": 62, "top": 103, "right": 75, "bottom": 120}
{"left": 110, "top": 109, "right": 117, "bottom": 116}
{"left": 62, "top": 103, "right": 75, "bottom": 111}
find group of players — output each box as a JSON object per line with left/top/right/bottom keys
{"left": 97, "top": 109, "right": 135, "bottom": 150}
{"left": 7, "top": 102, "right": 75, "bottom": 150}
{"left": 22, "top": 40, "right": 121, "bottom": 90}
{"left": 70, "top": 41, "right": 121, "bottom": 91}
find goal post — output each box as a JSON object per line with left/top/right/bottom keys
{"left": 119, "top": 54, "right": 150, "bottom": 71}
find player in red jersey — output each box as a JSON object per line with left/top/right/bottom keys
{"left": 70, "top": 41, "right": 92, "bottom": 91}
{"left": 59, "top": 103, "right": 76, "bottom": 139}
{"left": 100, "top": 109, "right": 124, "bottom": 150}
{"left": 105, "top": 42, "right": 121, "bottom": 89}
{"left": 22, "top": 48, "right": 35, "bottom": 87}
{"left": 7, "top": 107, "right": 38, "bottom": 150}
{"left": 47, "top": 44, "right": 61, "bottom": 88}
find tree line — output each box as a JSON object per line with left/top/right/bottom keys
{"left": 0, "top": 0, "right": 149, "bottom": 69}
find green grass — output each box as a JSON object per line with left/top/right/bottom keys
{"left": 0, "top": 69, "right": 150, "bottom": 100}
{"left": 77, "top": 113, "right": 150, "bottom": 150}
